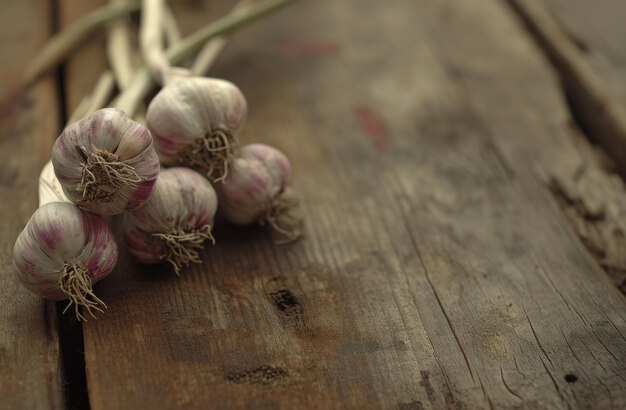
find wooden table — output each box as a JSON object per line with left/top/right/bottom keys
{"left": 2, "top": 0, "right": 626, "bottom": 408}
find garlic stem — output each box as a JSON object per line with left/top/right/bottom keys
{"left": 84, "top": 72, "right": 118, "bottom": 118}
{"left": 23, "top": 0, "right": 141, "bottom": 85}
{"left": 62, "top": 1, "right": 140, "bottom": 128}
{"left": 163, "top": 2, "right": 182, "bottom": 46}
{"left": 107, "top": 0, "right": 138, "bottom": 89}
{"left": 190, "top": 0, "right": 256, "bottom": 76}
{"left": 68, "top": 72, "right": 116, "bottom": 123}
{"left": 113, "top": 0, "right": 296, "bottom": 115}
{"left": 141, "top": 0, "right": 170, "bottom": 84}
{"left": 67, "top": 0, "right": 129, "bottom": 125}
{"left": 168, "top": 0, "right": 294, "bottom": 65}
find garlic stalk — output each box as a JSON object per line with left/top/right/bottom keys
{"left": 162, "top": 2, "right": 182, "bottom": 46}
{"left": 141, "top": 0, "right": 170, "bottom": 84}
{"left": 190, "top": 0, "right": 255, "bottom": 76}
{"left": 146, "top": 76, "right": 247, "bottom": 182}
{"left": 114, "top": 0, "right": 296, "bottom": 116}
{"left": 215, "top": 144, "right": 303, "bottom": 243}
{"left": 52, "top": 108, "right": 160, "bottom": 215}
{"left": 124, "top": 167, "right": 218, "bottom": 275}
{"left": 23, "top": 0, "right": 141, "bottom": 85}
{"left": 68, "top": 72, "right": 117, "bottom": 124}
{"left": 13, "top": 202, "right": 118, "bottom": 320}
{"left": 107, "top": 0, "right": 138, "bottom": 90}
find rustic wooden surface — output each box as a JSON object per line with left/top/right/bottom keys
{"left": 0, "top": 0, "right": 63, "bottom": 409}
{"left": 2, "top": 0, "right": 626, "bottom": 408}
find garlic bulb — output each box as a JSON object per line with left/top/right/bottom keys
{"left": 52, "top": 108, "right": 160, "bottom": 215}
{"left": 215, "top": 144, "right": 303, "bottom": 242}
{"left": 146, "top": 76, "right": 247, "bottom": 182}
{"left": 124, "top": 167, "right": 218, "bottom": 275}
{"left": 13, "top": 202, "right": 118, "bottom": 320}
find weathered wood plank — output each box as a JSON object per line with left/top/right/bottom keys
{"left": 0, "top": 0, "right": 63, "bottom": 408}
{"left": 80, "top": 0, "right": 626, "bottom": 408}
{"left": 506, "top": 0, "right": 626, "bottom": 293}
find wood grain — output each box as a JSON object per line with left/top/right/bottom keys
{"left": 0, "top": 0, "right": 63, "bottom": 408}
{"left": 75, "top": 0, "right": 626, "bottom": 408}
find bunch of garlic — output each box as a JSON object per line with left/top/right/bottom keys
{"left": 124, "top": 167, "right": 218, "bottom": 275}
{"left": 146, "top": 76, "right": 247, "bottom": 182}
{"left": 12, "top": 0, "right": 305, "bottom": 321}
{"left": 52, "top": 108, "right": 160, "bottom": 215}
{"left": 14, "top": 76, "right": 300, "bottom": 322}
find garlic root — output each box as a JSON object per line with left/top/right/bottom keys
{"left": 263, "top": 188, "right": 304, "bottom": 244}
{"left": 153, "top": 225, "right": 215, "bottom": 275}
{"left": 78, "top": 148, "right": 142, "bottom": 202}
{"left": 181, "top": 128, "right": 239, "bottom": 182}
{"left": 59, "top": 262, "right": 107, "bottom": 321}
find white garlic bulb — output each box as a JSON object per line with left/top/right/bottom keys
{"left": 13, "top": 202, "right": 118, "bottom": 320}
{"left": 146, "top": 76, "right": 247, "bottom": 182}
{"left": 215, "top": 144, "right": 303, "bottom": 242}
{"left": 124, "top": 167, "right": 218, "bottom": 275}
{"left": 52, "top": 108, "right": 160, "bottom": 215}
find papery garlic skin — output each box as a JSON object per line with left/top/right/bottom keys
{"left": 215, "top": 144, "right": 292, "bottom": 225}
{"left": 52, "top": 108, "right": 160, "bottom": 215}
{"left": 13, "top": 202, "right": 118, "bottom": 319}
{"left": 124, "top": 167, "right": 218, "bottom": 274}
{"left": 146, "top": 77, "right": 247, "bottom": 182}
{"left": 39, "top": 160, "right": 70, "bottom": 206}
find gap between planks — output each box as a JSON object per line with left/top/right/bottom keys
{"left": 0, "top": 0, "right": 64, "bottom": 408}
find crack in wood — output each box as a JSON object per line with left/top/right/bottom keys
{"left": 505, "top": 0, "right": 626, "bottom": 180}
{"left": 504, "top": 0, "right": 626, "bottom": 295}
{"left": 548, "top": 176, "right": 626, "bottom": 293}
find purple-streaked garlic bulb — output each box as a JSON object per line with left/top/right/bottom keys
{"left": 215, "top": 143, "right": 303, "bottom": 243}
{"left": 13, "top": 202, "right": 118, "bottom": 320}
{"left": 124, "top": 167, "right": 218, "bottom": 275}
{"left": 52, "top": 108, "right": 160, "bottom": 215}
{"left": 146, "top": 76, "right": 247, "bottom": 182}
